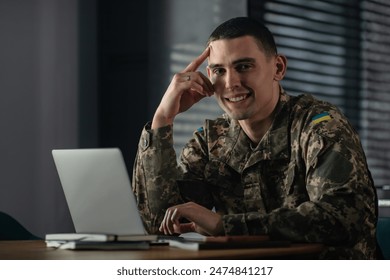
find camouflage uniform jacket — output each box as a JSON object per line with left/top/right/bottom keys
{"left": 132, "top": 89, "right": 378, "bottom": 259}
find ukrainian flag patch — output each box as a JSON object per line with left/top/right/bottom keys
{"left": 197, "top": 127, "right": 204, "bottom": 133}
{"left": 312, "top": 112, "right": 332, "bottom": 124}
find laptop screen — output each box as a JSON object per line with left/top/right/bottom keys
{"left": 52, "top": 148, "right": 147, "bottom": 235}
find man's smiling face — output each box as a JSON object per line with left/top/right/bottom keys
{"left": 207, "top": 35, "right": 281, "bottom": 123}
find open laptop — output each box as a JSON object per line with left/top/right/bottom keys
{"left": 52, "top": 148, "right": 148, "bottom": 236}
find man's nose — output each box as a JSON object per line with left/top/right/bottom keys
{"left": 225, "top": 70, "right": 241, "bottom": 90}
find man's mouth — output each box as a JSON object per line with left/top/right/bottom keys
{"left": 225, "top": 93, "right": 252, "bottom": 103}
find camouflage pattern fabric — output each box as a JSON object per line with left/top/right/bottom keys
{"left": 132, "top": 88, "right": 377, "bottom": 259}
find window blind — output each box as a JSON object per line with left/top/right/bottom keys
{"left": 250, "top": 0, "right": 362, "bottom": 125}
{"left": 360, "top": 0, "right": 390, "bottom": 186}
{"left": 249, "top": 0, "right": 390, "bottom": 186}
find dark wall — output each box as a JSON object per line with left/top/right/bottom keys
{"left": 0, "top": 0, "right": 80, "bottom": 237}
{"left": 95, "top": 1, "right": 149, "bottom": 172}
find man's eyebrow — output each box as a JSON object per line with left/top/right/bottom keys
{"left": 208, "top": 57, "right": 256, "bottom": 69}
{"left": 233, "top": 58, "right": 256, "bottom": 64}
{"left": 208, "top": 63, "right": 222, "bottom": 69}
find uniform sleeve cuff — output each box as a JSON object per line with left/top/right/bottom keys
{"left": 222, "top": 213, "right": 269, "bottom": 236}
{"left": 222, "top": 214, "right": 249, "bottom": 235}
{"left": 138, "top": 122, "right": 173, "bottom": 151}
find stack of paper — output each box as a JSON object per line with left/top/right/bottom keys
{"left": 45, "top": 233, "right": 157, "bottom": 250}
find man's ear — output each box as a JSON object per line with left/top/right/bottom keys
{"left": 274, "top": 55, "right": 287, "bottom": 81}
{"left": 206, "top": 66, "right": 211, "bottom": 79}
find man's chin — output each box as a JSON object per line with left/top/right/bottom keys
{"left": 226, "top": 111, "right": 250, "bottom": 121}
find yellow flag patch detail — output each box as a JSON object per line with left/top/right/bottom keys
{"left": 312, "top": 112, "right": 332, "bottom": 124}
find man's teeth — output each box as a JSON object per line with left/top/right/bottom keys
{"left": 228, "top": 94, "right": 247, "bottom": 102}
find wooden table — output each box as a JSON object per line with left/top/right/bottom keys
{"left": 0, "top": 240, "right": 324, "bottom": 260}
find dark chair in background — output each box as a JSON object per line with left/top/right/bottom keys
{"left": 377, "top": 217, "right": 390, "bottom": 260}
{"left": 377, "top": 186, "right": 390, "bottom": 259}
{"left": 0, "top": 211, "right": 40, "bottom": 240}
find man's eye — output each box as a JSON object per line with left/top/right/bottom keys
{"left": 213, "top": 68, "right": 225, "bottom": 76}
{"left": 236, "top": 64, "right": 251, "bottom": 72}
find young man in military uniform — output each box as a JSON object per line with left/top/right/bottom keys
{"left": 132, "top": 17, "right": 378, "bottom": 259}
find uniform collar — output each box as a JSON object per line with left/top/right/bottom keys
{"left": 223, "top": 86, "right": 291, "bottom": 172}
{"left": 261, "top": 86, "right": 291, "bottom": 159}
{"left": 261, "top": 116, "right": 290, "bottom": 160}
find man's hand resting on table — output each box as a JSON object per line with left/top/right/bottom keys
{"left": 159, "top": 202, "right": 224, "bottom": 236}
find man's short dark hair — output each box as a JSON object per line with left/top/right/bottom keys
{"left": 207, "top": 17, "right": 277, "bottom": 57}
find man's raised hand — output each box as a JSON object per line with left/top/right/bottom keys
{"left": 152, "top": 47, "right": 214, "bottom": 129}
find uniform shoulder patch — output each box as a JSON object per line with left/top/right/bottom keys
{"left": 196, "top": 127, "right": 204, "bottom": 133}
{"left": 311, "top": 112, "right": 332, "bottom": 125}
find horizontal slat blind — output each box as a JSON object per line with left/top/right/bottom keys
{"left": 360, "top": 0, "right": 390, "bottom": 186}
{"left": 249, "top": 0, "right": 390, "bottom": 186}
{"left": 251, "top": 0, "right": 362, "bottom": 126}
